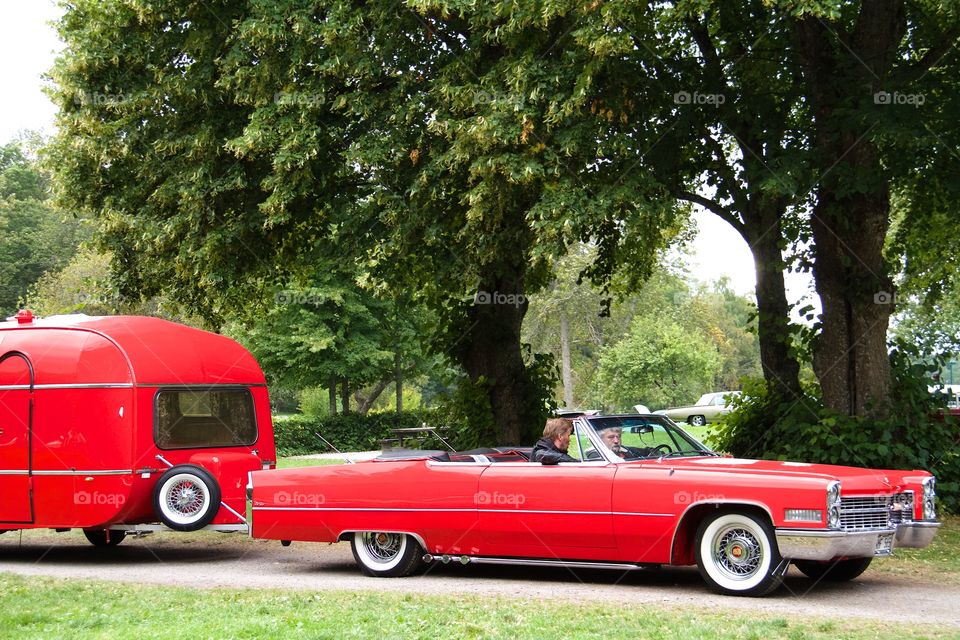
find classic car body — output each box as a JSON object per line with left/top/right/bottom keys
{"left": 248, "top": 414, "right": 939, "bottom": 596}
{"left": 0, "top": 311, "right": 276, "bottom": 546}
{"left": 654, "top": 391, "right": 740, "bottom": 426}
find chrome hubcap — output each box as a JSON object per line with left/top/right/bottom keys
{"left": 363, "top": 532, "right": 402, "bottom": 563}
{"left": 168, "top": 480, "right": 204, "bottom": 516}
{"left": 713, "top": 527, "right": 762, "bottom": 579}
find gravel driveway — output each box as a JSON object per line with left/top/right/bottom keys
{"left": 1, "top": 529, "right": 958, "bottom": 627}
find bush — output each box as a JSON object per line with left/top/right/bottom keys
{"left": 712, "top": 348, "right": 960, "bottom": 513}
{"left": 272, "top": 409, "right": 462, "bottom": 455}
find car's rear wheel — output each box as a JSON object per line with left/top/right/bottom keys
{"left": 83, "top": 529, "right": 126, "bottom": 547}
{"left": 794, "top": 557, "right": 872, "bottom": 582}
{"left": 695, "top": 511, "right": 783, "bottom": 596}
{"left": 153, "top": 465, "right": 221, "bottom": 531}
{"left": 688, "top": 415, "right": 706, "bottom": 427}
{"left": 351, "top": 532, "right": 425, "bottom": 577}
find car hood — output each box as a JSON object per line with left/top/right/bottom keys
{"left": 641, "top": 456, "right": 922, "bottom": 492}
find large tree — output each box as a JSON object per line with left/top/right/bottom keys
{"left": 560, "top": 0, "right": 959, "bottom": 417}
{"left": 49, "top": 0, "right": 683, "bottom": 443}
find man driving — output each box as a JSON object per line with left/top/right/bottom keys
{"left": 596, "top": 424, "right": 646, "bottom": 459}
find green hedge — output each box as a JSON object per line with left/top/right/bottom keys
{"left": 273, "top": 410, "right": 456, "bottom": 455}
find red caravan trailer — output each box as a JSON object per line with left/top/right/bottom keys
{"left": 0, "top": 310, "right": 276, "bottom": 545}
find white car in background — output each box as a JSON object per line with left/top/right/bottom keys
{"left": 654, "top": 391, "right": 741, "bottom": 426}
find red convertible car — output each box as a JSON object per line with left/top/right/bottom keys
{"left": 248, "top": 414, "right": 940, "bottom": 596}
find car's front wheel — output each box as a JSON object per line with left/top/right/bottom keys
{"left": 794, "top": 557, "right": 872, "bottom": 582}
{"left": 351, "top": 532, "right": 425, "bottom": 577}
{"left": 688, "top": 415, "right": 707, "bottom": 427}
{"left": 695, "top": 511, "right": 783, "bottom": 596}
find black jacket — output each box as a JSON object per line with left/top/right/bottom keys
{"left": 530, "top": 437, "right": 579, "bottom": 464}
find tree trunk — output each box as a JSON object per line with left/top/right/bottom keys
{"left": 458, "top": 274, "right": 536, "bottom": 445}
{"left": 809, "top": 187, "right": 893, "bottom": 417}
{"left": 795, "top": 8, "right": 904, "bottom": 417}
{"left": 743, "top": 204, "right": 803, "bottom": 401}
{"left": 559, "top": 305, "right": 574, "bottom": 408}
{"left": 395, "top": 351, "right": 403, "bottom": 412}
{"left": 355, "top": 378, "right": 391, "bottom": 415}
{"left": 328, "top": 382, "right": 337, "bottom": 415}
{"left": 340, "top": 379, "right": 350, "bottom": 413}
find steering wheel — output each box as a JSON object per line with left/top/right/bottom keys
{"left": 651, "top": 444, "right": 672, "bottom": 455}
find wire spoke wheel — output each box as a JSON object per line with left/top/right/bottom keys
{"left": 713, "top": 526, "right": 762, "bottom": 580}
{"left": 362, "top": 532, "right": 403, "bottom": 563}
{"left": 351, "top": 531, "right": 425, "bottom": 577}
{"left": 152, "top": 465, "right": 221, "bottom": 531}
{"left": 695, "top": 511, "right": 783, "bottom": 596}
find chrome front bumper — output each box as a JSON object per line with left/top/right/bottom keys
{"left": 775, "top": 521, "right": 940, "bottom": 561}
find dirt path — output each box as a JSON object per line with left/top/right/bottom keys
{"left": 1, "top": 529, "right": 958, "bottom": 627}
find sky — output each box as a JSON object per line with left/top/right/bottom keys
{"left": 0, "top": 2, "right": 815, "bottom": 309}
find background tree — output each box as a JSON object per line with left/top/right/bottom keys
{"left": 591, "top": 315, "right": 722, "bottom": 412}
{"left": 0, "top": 139, "right": 87, "bottom": 315}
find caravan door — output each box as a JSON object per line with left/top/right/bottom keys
{"left": 0, "top": 351, "right": 33, "bottom": 523}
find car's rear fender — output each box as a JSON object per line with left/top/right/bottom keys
{"left": 669, "top": 501, "right": 774, "bottom": 565}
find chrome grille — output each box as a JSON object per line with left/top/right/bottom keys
{"left": 840, "top": 493, "right": 913, "bottom": 532}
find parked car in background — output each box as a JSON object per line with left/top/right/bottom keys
{"left": 654, "top": 391, "right": 741, "bottom": 426}
{"left": 0, "top": 311, "right": 276, "bottom": 546}
{"left": 249, "top": 413, "right": 940, "bottom": 597}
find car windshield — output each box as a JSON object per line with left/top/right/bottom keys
{"left": 582, "top": 415, "right": 717, "bottom": 460}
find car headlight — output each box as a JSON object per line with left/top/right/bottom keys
{"left": 826, "top": 481, "right": 842, "bottom": 529}
{"left": 922, "top": 476, "right": 937, "bottom": 520}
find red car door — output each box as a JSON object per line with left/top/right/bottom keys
{"left": 475, "top": 462, "right": 617, "bottom": 560}
{"left": 0, "top": 352, "right": 33, "bottom": 523}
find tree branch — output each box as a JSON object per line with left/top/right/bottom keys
{"left": 676, "top": 190, "right": 745, "bottom": 234}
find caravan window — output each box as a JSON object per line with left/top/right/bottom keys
{"left": 155, "top": 388, "right": 257, "bottom": 449}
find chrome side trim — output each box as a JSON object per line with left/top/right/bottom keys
{"left": 425, "top": 555, "right": 653, "bottom": 571}
{"left": 33, "top": 470, "right": 133, "bottom": 476}
{"left": 0, "top": 470, "right": 28, "bottom": 475}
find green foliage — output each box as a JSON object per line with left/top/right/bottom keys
{"left": 297, "top": 386, "right": 331, "bottom": 418}
{"left": 525, "top": 247, "right": 761, "bottom": 409}
{"left": 273, "top": 410, "right": 459, "bottom": 456}
{"left": 0, "top": 140, "right": 87, "bottom": 315}
{"left": 592, "top": 315, "right": 722, "bottom": 411}
{"left": 713, "top": 348, "right": 960, "bottom": 513}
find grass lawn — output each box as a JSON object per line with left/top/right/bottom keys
{"left": 0, "top": 573, "right": 956, "bottom": 640}
{"left": 871, "top": 513, "right": 960, "bottom": 583}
